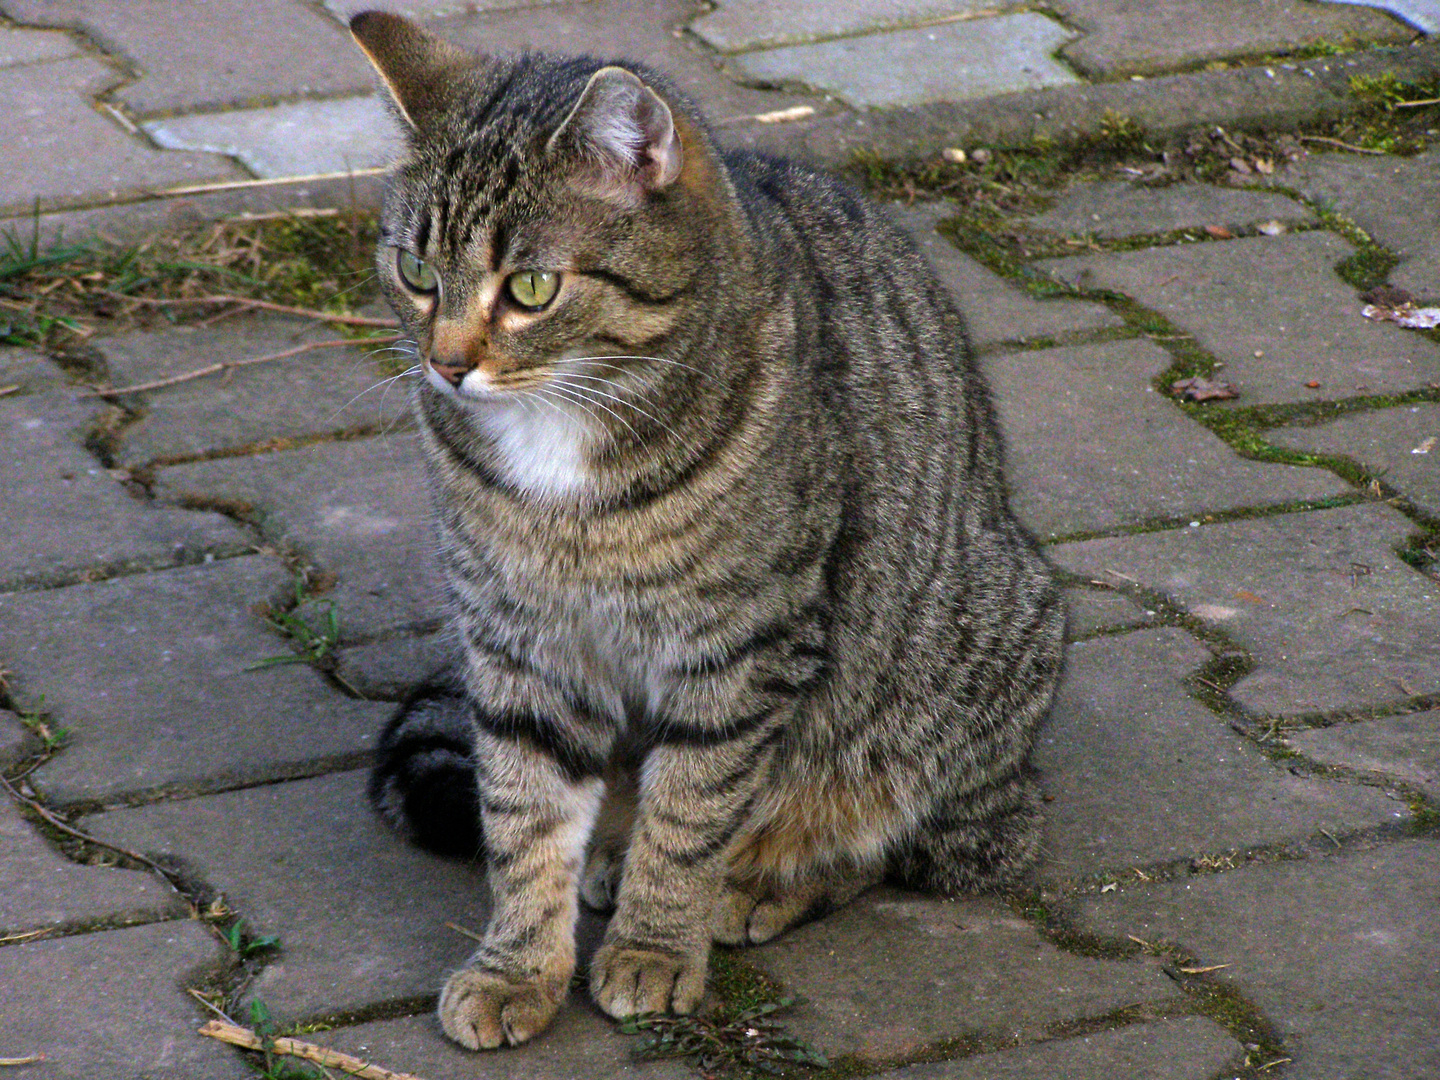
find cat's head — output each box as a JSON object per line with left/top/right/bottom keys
{"left": 350, "top": 11, "right": 735, "bottom": 409}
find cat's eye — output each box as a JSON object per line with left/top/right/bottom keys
{"left": 397, "top": 250, "right": 438, "bottom": 293}
{"left": 506, "top": 270, "right": 559, "bottom": 310}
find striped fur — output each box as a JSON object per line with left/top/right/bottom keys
{"left": 351, "top": 10, "right": 1064, "bottom": 1050}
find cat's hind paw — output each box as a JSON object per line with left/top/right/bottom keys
{"left": 589, "top": 942, "right": 706, "bottom": 1018}
{"left": 439, "top": 967, "right": 565, "bottom": 1049}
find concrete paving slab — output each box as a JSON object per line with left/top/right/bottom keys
{"left": 982, "top": 338, "right": 1350, "bottom": 540}
{"left": 748, "top": 888, "right": 1183, "bottom": 1063}
{"left": 1037, "top": 231, "right": 1440, "bottom": 404}
{"left": 1268, "top": 403, "right": 1440, "bottom": 518}
{"left": 1, "top": 710, "right": 37, "bottom": 765}
{"left": 0, "top": 347, "right": 65, "bottom": 393}
{"left": 1274, "top": 148, "right": 1440, "bottom": 300}
{"left": 1036, "top": 628, "right": 1404, "bottom": 880}
{"left": 727, "top": 15, "right": 1081, "bottom": 109}
{"left": 144, "top": 95, "right": 404, "bottom": 181}
{"left": 3, "top": 557, "right": 390, "bottom": 804}
{"left": 2, "top": 0, "right": 375, "bottom": 115}
{"left": 1288, "top": 709, "right": 1440, "bottom": 799}
{"left": 1022, "top": 181, "right": 1314, "bottom": 240}
{"left": 1052, "top": 0, "right": 1414, "bottom": 78}
{"left": 0, "top": 919, "right": 247, "bottom": 1079}
{"left": 1321, "top": 0, "right": 1440, "bottom": 34}
{"left": 334, "top": 629, "right": 456, "bottom": 700}
{"left": 888, "top": 203, "right": 1124, "bottom": 347}
{"left": 85, "top": 770, "right": 491, "bottom": 1021}
{"left": 1051, "top": 504, "right": 1440, "bottom": 716}
{"left": 1076, "top": 839, "right": 1440, "bottom": 1080}
{"left": 0, "top": 24, "right": 79, "bottom": 66}
{"left": 0, "top": 390, "right": 247, "bottom": 590}
{"left": 0, "top": 55, "right": 243, "bottom": 214}
{"left": 307, "top": 1007, "right": 695, "bottom": 1080}
{"left": 689, "top": 0, "right": 1000, "bottom": 53}
{"left": 0, "top": 796, "right": 186, "bottom": 935}
{"left": 99, "top": 316, "right": 405, "bottom": 466}
{"left": 153, "top": 434, "right": 444, "bottom": 641}
{"left": 882, "top": 1016, "right": 1244, "bottom": 1080}
{"left": 425, "top": 0, "right": 836, "bottom": 159}
{"left": 1062, "top": 588, "right": 1158, "bottom": 640}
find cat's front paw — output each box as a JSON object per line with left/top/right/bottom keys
{"left": 439, "top": 967, "right": 566, "bottom": 1049}
{"left": 589, "top": 942, "right": 707, "bottom": 1018}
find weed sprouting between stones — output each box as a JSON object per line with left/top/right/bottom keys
{"left": 621, "top": 999, "right": 829, "bottom": 1076}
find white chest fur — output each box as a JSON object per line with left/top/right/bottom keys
{"left": 476, "top": 394, "right": 595, "bottom": 501}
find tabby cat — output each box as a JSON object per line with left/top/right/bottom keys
{"left": 351, "top": 10, "right": 1064, "bottom": 1051}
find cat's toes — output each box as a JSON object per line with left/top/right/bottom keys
{"left": 713, "top": 883, "right": 762, "bottom": 945}
{"left": 589, "top": 943, "right": 706, "bottom": 1018}
{"left": 438, "top": 967, "right": 565, "bottom": 1049}
{"left": 579, "top": 844, "right": 624, "bottom": 912}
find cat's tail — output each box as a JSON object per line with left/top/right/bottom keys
{"left": 367, "top": 671, "right": 484, "bottom": 860}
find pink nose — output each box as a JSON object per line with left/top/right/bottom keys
{"left": 429, "top": 360, "right": 469, "bottom": 387}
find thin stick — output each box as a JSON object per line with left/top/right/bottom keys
{"left": 198, "top": 1021, "right": 427, "bottom": 1080}
{"left": 1395, "top": 96, "right": 1440, "bottom": 108}
{"left": 1297, "top": 135, "right": 1387, "bottom": 155}
{"left": 86, "top": 336, "right": 397, "bottom": 397}
{"left": 98, "top": 291, "right": 398, "bottom": 328}
{"left": 0, "top": 1056, "right": 45, "bottom": 1066}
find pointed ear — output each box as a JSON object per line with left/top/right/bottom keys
{"left": 349, "top": 10, "right": 475, "bottom": 132}
{"left": 547, "top": 67, "right": 683, "bottom": 198}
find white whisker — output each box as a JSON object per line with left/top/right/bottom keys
{"left": 568, "top": 353, "right": 717, "bottom": 383}
{"left": 328, "top": 364, "right": 421, "bottom": 424}
{"left": 547, "top": 379, "right": 642, "bottom": 444}
{"left": 550, "top": 372, "right": 680, "bottom": 442}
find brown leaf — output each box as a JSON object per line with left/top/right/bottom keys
{"left": 1205, "top": 225, "right": 1234, "bottom": 239}
{"left": 1171, "top": 376, "right": 1240, "bottom": 402}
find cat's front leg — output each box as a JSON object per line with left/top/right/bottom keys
{"left": 439, "top": 700, "right": 610, "bottom": 1049}
{"left": 590, "top": 723, "right": 778, "bottom": 1019}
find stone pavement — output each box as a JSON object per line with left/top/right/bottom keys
{"left": 2, "top": 2, "right": 1439, "bottom": 1079}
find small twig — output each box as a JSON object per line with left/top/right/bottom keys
{"left": 1318, "top": 827, "right": 1342, "bottom": 848}
{"left": 0, "top": 1055, "right": 45, "bottom": 1066}
{"left": 1178, "top": 963, "right": 1231, "bottom": 974}
{"left": 1297, "top": 135, "right": 1387, "bottom": 155}
{"left": 0, "top": 384, "right": 20, "bottom": 397}
{"left": 188, "top": 988, "right": 238, "bottom": 1024}
{"left": 0, "top": 928, "right": 51, "bottom": 945}
{"left": 86, "top": 336, "right": 397, "bottom": 397}
{"left": 97, "top": 291, "right": 397, "bottom": 328}
{"left": 1395, "top": 96, "right": 1440, "bottom": 108}
{"left": 198, "top": 1021, "right": 427, "bottom": 1080}
{"left": 1258, "top": 1058, "right": 1294, "bottom": 1072}
{"left": 445, "top": 921, "right": 485, "bottom": 944}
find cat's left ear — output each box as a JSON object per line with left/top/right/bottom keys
{"left": 547, "top": 67, "right": 683, "bottom": 198}
{"left": 349, "top": 10, "right": 474, "bottom": 133}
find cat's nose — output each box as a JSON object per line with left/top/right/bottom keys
{"left": 428, "top": 358, "right": 469, "bottom": 387}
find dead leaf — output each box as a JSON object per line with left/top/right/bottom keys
{"left": 1413, "top": 437, "right": 1437, "bottom": 456}
{"left": 1171, "top": 376, "right": 1240, "bottom": 401}
{"left": 1305, "top": 380, "right": 1322, "bottom": 389}
{"left": 1235, "top": 589, "right": 1265, "bottom": 604}
{"left": 1205, "top": 225, "right": 1234, "bottom": 239}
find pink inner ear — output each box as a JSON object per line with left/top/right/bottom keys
{"left": 557, "top": 68, "right": 684, "bottom": 195}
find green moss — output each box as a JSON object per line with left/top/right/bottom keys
{"left": 708, "top": 948, "right": 787, "bottom": 1020}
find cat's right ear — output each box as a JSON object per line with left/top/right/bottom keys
{"left": 349, "top": 10, "right": 473, "bottom": 132}
{"left": 547, "top": 67, "right": 684, "bottom": 202}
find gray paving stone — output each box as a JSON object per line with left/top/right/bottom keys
{"left": 100, "top": 316, "right": 406, "bottom": 466}
{"left": 983, "top": 338, "right": 1350, "bottom": 540}
{"left": 1321, "top": 0, "right": 1440, "bottom": 34}
{"left": 882, "top": 1016, "right": 1244, "bottom": 1080}
{"left": 1038, "top": 231, "right": 1440, "bottom": 404}
{"left": 324, "top": 0, "right": 576, "bottom": 17}
{"left": 727, "top": 15, "right": 1081, "bottom": 109}
{"left": 1, "top": 709, "right": 36, "bottom": 765}
{"left": 1076, "top": 838, "right": 1440, "bottom": 1080}
{"left": 689, "top": 0, "right": 999, "bottom": 53}
{"left": 1288, "top": 709, "right": 1440, "bottom": 799}
{"left": 1268, "top": 403, "right": 1440, "bottom": 518}
{"left": 308, "top": 1008, "right": 694, "bottom": 1080}
{"left": 888, "top": 203, "right": 1124, "bottom": 347}
{"left": 1052, "top": 0, "right": 1412, "bottom": 78}
{"left": 1274, "top": 149, "right": 1440, "bottom": 301}
{"left": 748, "top": 888, "right": 1182, "bottom": 1062}
{"left": 1036, "top": 628, "right": 1404, "bottom": 880}
{"left": 144, "top": 95, "right": 403, "bottom": 181}
{"left": 0, "top": 346, "right": 65, "bottom": 393}
{"left": 0, "top": 55, "right": 242, "bottom": 213}
{"left": 0, "top": 797, "right": 185, "bottom": 935}
{"left": 0, "top": 24, "right": 78, "bottom": 66}
{"left": 1022, "top": 181, "right": 1314, "bottom": 239}
{"left": 1051, "top": 504, "right": 1440, "bottom": 716}
{"left": 2, "top": 557, "right": 390, "bottom": 804}
{"left": 153, "top": 434, "right": 443, "bottom": 641}
{"left": 85, "top": 770, "right": 491, "bottom": 1021}
{"left": 424, "top": 0, "right": 835, "bottom": 159}
{"left": 0, "top": 390, "right": 247, "bottom": 589}
{"left": 0, "top": 919, "right": 247, "bottom": 1079}
{"left": 334, "top": 629, "right": 456, "bottom": 700}
{"left": 1062, "top": 588, "right": 1158, "bottom": 640}
{"left": 2, "top": 0, "right": 375, "bottom": 116}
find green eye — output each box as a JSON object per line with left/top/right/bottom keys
{"left": 506, "top": 270, "right": 559, "bottom": 309}
{"left": 397, "top": 250, "right": 437, "bottom": 293}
